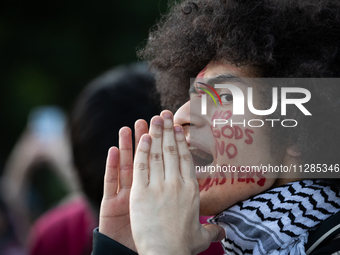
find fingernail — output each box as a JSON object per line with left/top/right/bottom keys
{"left": 174, "top": 126, "right": 182, "bottom": 132}
{"left": 142, "top": 136, "right": 151, "bottom": 143}
{"left": 153, "top": 118, "right": 163, "bottom": 126}
{"left": 163, "top": 112, "right": 172, "bottom": 119}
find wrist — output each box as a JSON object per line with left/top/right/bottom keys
{"left": 99, "top": 222, "right": 136, "bottom": 252}
{"left": 137, "top": 244, "right": 192, "bottom": 255}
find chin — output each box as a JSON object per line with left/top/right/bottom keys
{"left": 199, "top": 204, "right": 221, "bottom": 216}
{"left": 199, "top": 193, "right": 225, "bottom": 216}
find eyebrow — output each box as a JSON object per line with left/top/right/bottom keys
{"left": 188, "top": 73, "right": 242, "bottom": 94}
{"left": 205, "top": 73, "right": 242, "bottom": 85}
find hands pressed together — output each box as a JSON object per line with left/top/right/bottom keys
{"left": 98, "top": 111, "right": 225, "bottom": 255}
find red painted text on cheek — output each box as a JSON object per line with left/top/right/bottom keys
{"left": 231, "top": 170, "right": 266, "bottom": 186}
{"left": 211, "top": 110, "right": 232, "bottom": 121}
{"left": 198, "top": 169, "right": 266, "bottom": 192}
{"left": 197, "top": 110, "right": 264, "bottom": 192}
{"left": 212, "top": 125, "right": 254, "bottom": 159}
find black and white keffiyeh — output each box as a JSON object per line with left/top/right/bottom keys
{"left": 209, "top": 180, "right": 340, "bottom": 255}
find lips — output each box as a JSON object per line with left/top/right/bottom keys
{"left": 187, "top": 139, "right": 214, "bottom": 167}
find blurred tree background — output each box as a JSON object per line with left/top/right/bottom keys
{"left": 0, "top": 0, "right": 168, "bottom": 172}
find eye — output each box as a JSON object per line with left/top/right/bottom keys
{"left": 220, "top": 94, "right": 233, "bottom": 104}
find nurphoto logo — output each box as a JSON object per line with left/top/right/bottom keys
{"left": 199, "top": 83, "right": 312, "bottom": 128}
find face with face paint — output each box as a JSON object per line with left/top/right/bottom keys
{"left": 174, "top": 61, "right": 301, "bottom": 216}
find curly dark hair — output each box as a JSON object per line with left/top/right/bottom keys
{"left": 140, "top": 0, "right": 340, "bottom": 109}
{"left": 139, "top": 0, "right": 340, "bottom": 186}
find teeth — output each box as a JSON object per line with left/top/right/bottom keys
{"left": 188, "top": 146, "right": 197, "bottom": 150}
{"left": 190, "top": 149, "right": 213, "bottom": 161}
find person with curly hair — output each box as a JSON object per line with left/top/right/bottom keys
{"left": 92, "top": 0, "right": 340, "bottom": 254}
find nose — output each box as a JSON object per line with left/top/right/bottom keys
{"left": 174, "top": 99, "right": 205, "bottom": 136}
{"left": 174, "top": 100, "right": 190, "bottom": 128}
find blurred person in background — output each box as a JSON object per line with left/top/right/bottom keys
{"left": 1, "top": 106, "right": 77, "bottom": 249}
{"left": 27, "top": 62, "right": 161, "bottom": 255}
{"left": 0, "top": 194, "right": 26, "bottom": 255}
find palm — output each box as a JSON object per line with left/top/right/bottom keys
{"left": 100, "top": 180, "right": 134, "bottom": 250}
{"left": 98, "top": 120, "right": 148, "bottom": 252}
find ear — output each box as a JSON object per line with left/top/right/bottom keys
{"left": 274, "top": 145, "right": 303, "bottom": 187}
{"left": 286, "top": 145, "right": 301, "bottom": 157}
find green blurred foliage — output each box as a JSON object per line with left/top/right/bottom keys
{"left": 0, "top": 0, "right": 169, "bottom": 169}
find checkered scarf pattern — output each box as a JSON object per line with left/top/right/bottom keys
{"left": 210, "top": 180, "right": 340, "bottom": 255}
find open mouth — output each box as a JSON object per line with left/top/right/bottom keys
{"left": 189, "top": 146, "right": 214, "bottom": 167}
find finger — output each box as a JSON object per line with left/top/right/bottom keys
{"left": 174, "top": 125, "right": 193, "bottom": 180}
{"left": 133, "top": 134, "right": 151, "bottom": 188}
{"left": 202, "top": 224, "right": 225, "bottom": 243}
{"left": 161, "top": 111, "right": 180, "bottom": 180}
{"left": 119, "top": 127, "right": 133, "bottom": 190}
{"left": 149, "top": 116, "right": 165, "bottom": 183}
{"left": 134, "top": 119, "right": 149, "bottom": 155}
{"left": 103, "top": 147, "right": 119, "bottom": 199}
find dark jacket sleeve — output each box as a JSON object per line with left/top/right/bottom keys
{"left": 91, "top": 228, "right": 138, "bottom": 255}
{"left": 309, "top": 238, "right": 340, "bottom": 255}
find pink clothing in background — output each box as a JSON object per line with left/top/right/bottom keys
{"left": 28, "top": 197, "right": 96, "bottom": 255}
{"left": 28, "top": 199, "right": 223, "bottom": 255}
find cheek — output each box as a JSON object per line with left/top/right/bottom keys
{"left": 199, "top": 178, "right": 275, "bottom": 215}
{"left": 209, "top": 110, "right": 255, "bottom": 161}
{"left": 198, "top": 110, "right": 277, "bottom": 198}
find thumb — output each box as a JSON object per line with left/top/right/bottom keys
{"left": 202, "top": 223, "right": 225, "bottom": 243}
